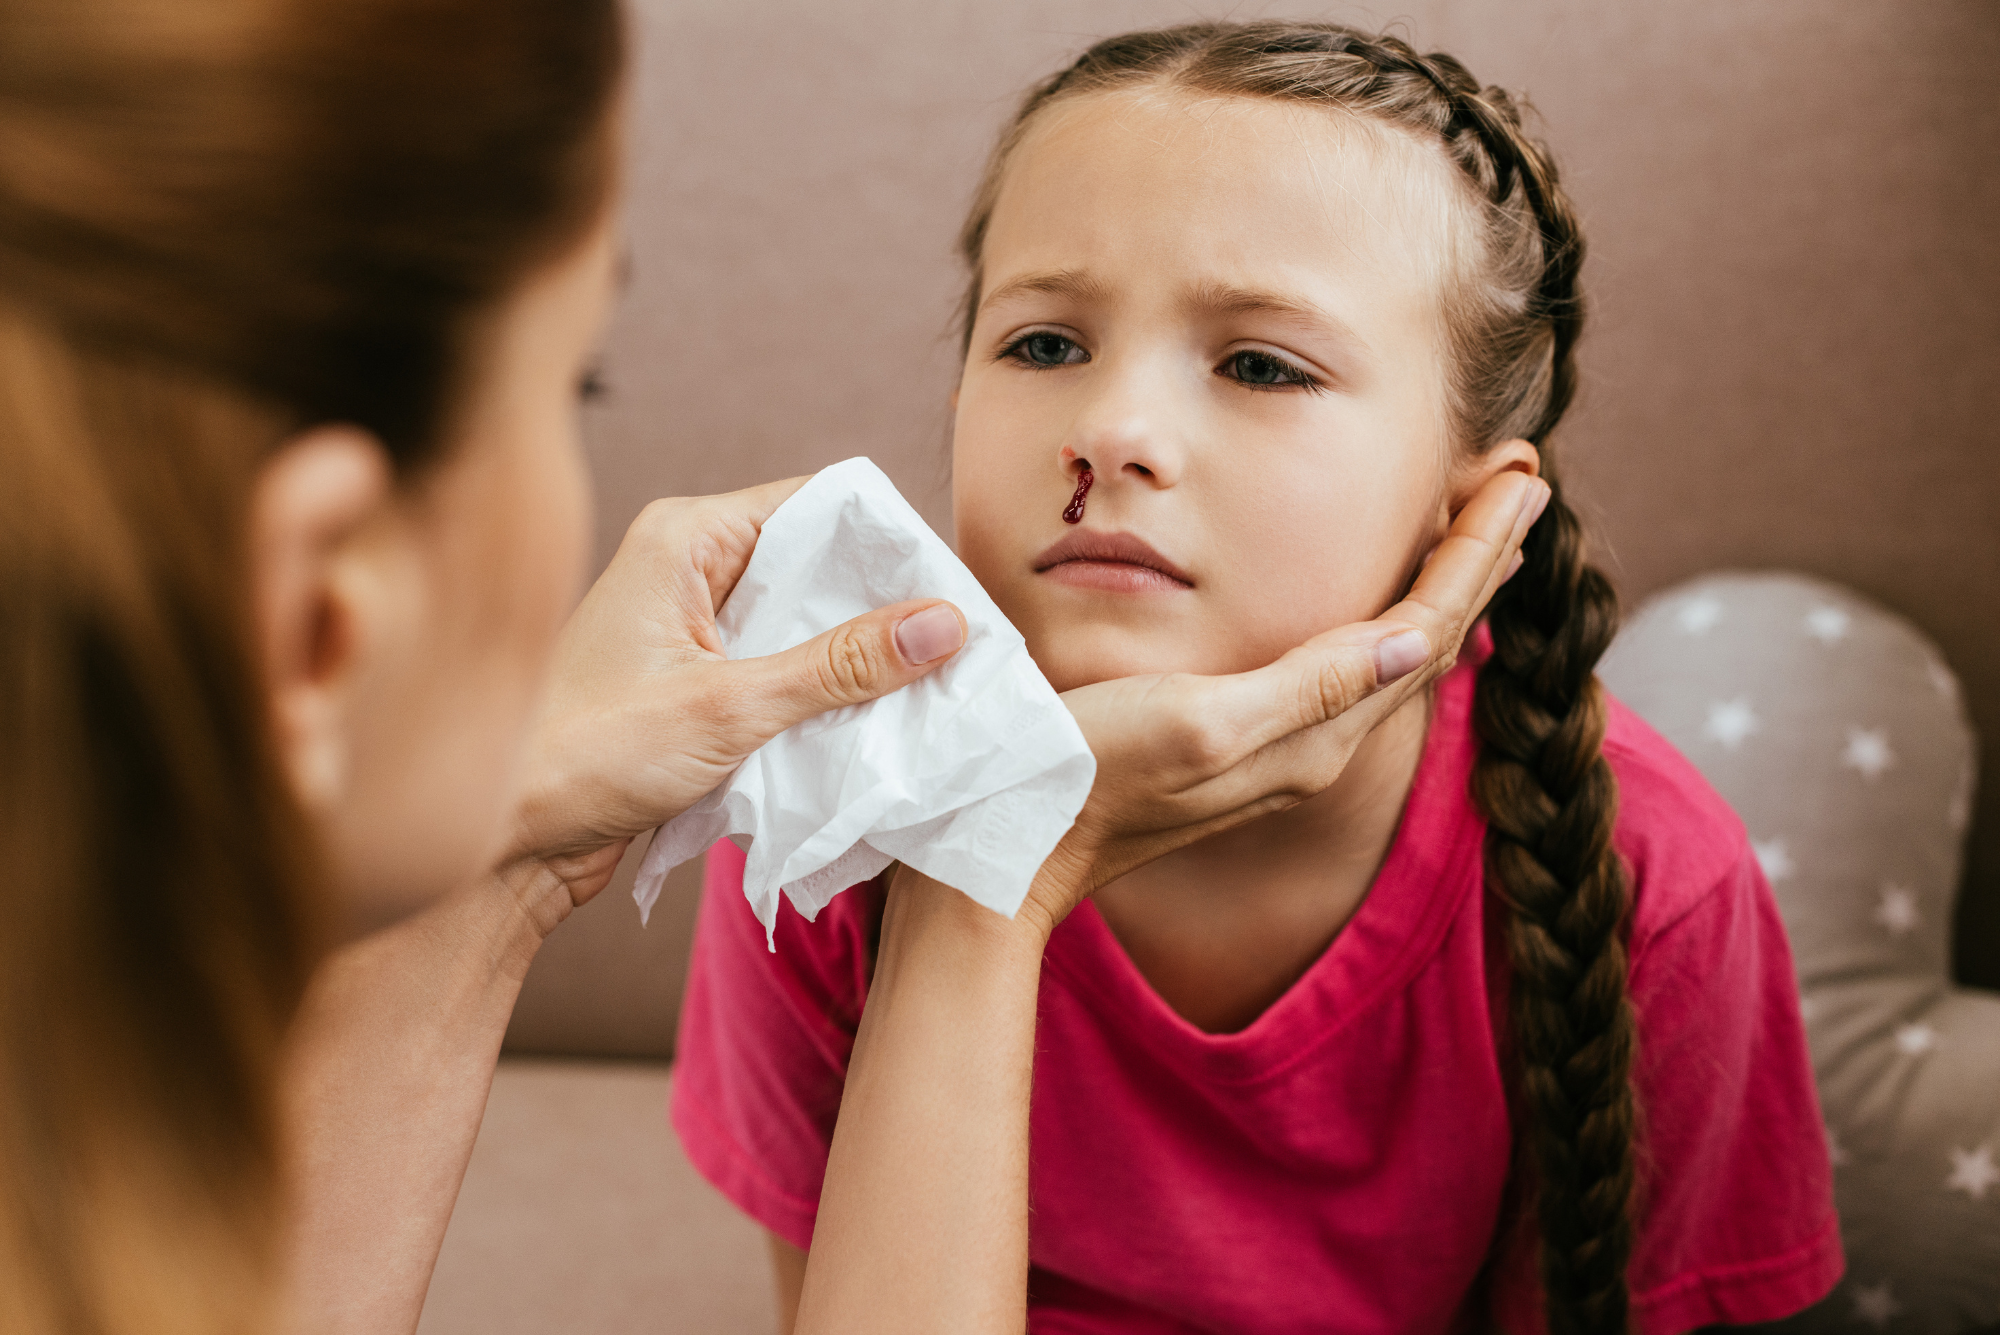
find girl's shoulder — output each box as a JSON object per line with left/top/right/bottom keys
{"left": 1598, "top": 688, "right": 1758, "bottom": 947}
{"left": 1437, "top": 637, "right": 1753, "bottom": 949}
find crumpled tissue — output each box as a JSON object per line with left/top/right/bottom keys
{"left": 632, "top": 457, "right": 1096, "bottom": 946}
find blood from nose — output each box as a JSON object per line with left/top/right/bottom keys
{"left": 1062, "top": 468, "right": 1094, "bottom": 524}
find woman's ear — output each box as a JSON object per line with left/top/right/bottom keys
{"left": 249, "top": 425, "right": 395, "bottom": 812}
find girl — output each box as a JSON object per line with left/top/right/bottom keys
{"left": 673, "top": 21, "right": 1840, "bottom": 1334}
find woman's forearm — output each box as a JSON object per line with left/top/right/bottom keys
{"left": 278, "top": 860, "right": 566, "bottom": 1335}
{"left": 795, "top": 868, "right": 1052, "bottom": 1335}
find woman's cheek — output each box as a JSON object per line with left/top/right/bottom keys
{"left": 535, "top": 419, "right": 593, "bottom": 634}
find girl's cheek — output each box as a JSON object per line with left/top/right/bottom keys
{"left": 949, "top": 388, "right": 1034, "bottom": 570}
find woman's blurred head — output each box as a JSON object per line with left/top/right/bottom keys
{"left": 0, "top": 1, "right": 622, "bottom": 1329}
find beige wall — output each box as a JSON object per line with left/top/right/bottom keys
{"left": 507, "top": 0, "right": 2000, "bottom": 1056}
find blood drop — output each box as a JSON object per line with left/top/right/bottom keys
{"left": 1062, "top": 468, "right": 1094, "bottom": 524}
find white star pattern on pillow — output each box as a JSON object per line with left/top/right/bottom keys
{"left": 1674, "top": 594, "right": 1724, "bottom": 634}
{"left": 1843, "top": 727, "right": 1896, "bottom": 781}
{"left": 1752, "top": 837, "right": 1795, "bottom": 882}
{"left": 1703, "top": 698, "right": 1759, "bottom": 750}
{"left": 1874, "top": 884, "right": 1919, "bottom": 936}
{"left": 1805, "top": 605, "right": 1851, "bottom": 643}
{"left": 1850, "top": 1280, "right": 1901, "bottom": 1328}
{"left": 1894, "top": 1023, "right": 1939, "bottom": 1057}
{"left": 1946, "top": 1145, "right": 1998, "bottom": 1201}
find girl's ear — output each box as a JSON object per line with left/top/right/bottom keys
{"left": 1421, "top": 440, "right": 1542, "bottom": 560}
{"left": 1449, "top": 438, "right": 1541, "bottom": 518}
{"left": 249, "top": 425, "right": 396, "bottom": 813}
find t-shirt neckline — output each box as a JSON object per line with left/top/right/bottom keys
{"left": 1044, "top": 656, "right": 1490, "bottom": 1087}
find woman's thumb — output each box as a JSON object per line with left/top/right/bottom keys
{"left": 742, "top": 599, "right": 966, "bottom": 740}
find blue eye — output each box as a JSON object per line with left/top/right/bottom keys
{"left": 1221, "top": 350, "right": 1316, "bottom": 390}
{"left": 1004, "top": 331, "right": 1089, "bottom": 367}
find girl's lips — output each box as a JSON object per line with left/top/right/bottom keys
{"left": 1032, "top": 530, "right": 1194, "bottom": 592}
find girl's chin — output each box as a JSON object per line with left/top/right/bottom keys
{"left": 1025, "top": 640, "right": 1214, "bottom": 694}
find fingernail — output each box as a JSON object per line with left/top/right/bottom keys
{"left": 894, "top": 604, "right": 964, "bottom": 664}
{"left": 1524, "top": 479, "right": 1551, "bottom": 527}
{"left": 1373, "top": 629, "right": 1430, "bottom": 685}
{"left": 1502, "top": 551, "right": 1525, "bottom": 583}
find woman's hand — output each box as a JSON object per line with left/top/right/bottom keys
{"left": 1021, "top": 469, "right": 1550, "bottom": 935}
{"left": 500, "top": 476, "right": 967, "bottom": 910}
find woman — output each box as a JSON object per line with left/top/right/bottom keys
{"left": 0, "top": 2, "right": 1531, "bottom": 1332}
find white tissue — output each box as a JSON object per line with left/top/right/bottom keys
{"left": 632, "top": 457, "right": 1095, "bottom": 945}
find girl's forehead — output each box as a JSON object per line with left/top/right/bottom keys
{"left": 983, "top": 86, "right": 1464, "bottom": 313}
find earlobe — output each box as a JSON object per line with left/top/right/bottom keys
{"left": 249, "top": 425, "right": 395, "bottom": 812}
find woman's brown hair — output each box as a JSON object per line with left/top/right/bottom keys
{"left": 0, "top": 2, "right": 620, "bottom": 1331}
{"left": 956, "top": 22, "right": 1636, "bottom": 1333}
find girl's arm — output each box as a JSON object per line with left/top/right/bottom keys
{"left": 790, "top": 471, "right": 1547, "bottom": 1335}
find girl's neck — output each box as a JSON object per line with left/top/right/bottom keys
{"left": 1090, "top": 686, "right": 1434, "bottom": 1034}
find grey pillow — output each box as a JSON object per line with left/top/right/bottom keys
{"left": 1599, "top": 570, "right": 1999, "bottom": 1332}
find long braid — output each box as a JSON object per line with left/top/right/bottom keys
{"left": 1407, "top": 50, "right": 1641, "bottom": 1335}
{"left": 957, "top": 22, "right": 1637, "bottom": 1331}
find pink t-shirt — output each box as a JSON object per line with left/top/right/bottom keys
{"left": 671, "top": 648, "right": 1842, "bottom": 1333}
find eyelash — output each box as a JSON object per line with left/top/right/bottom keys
{"left": 996, "top": 330, "right": 1087, "bottom": 370}
{"left": 995, "top": 331, "right": 1324, "bottom": 394}
{"left": 1219, "top": 349, "right": 1324, "bottom": 394}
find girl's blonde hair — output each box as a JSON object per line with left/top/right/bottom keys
{"left": 0, "top": 3, "right": 620, "bottom": 1331}
{"left": 958, "top": 23, "right": 1636, "bottom": 1333}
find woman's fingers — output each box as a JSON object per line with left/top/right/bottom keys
{"left": 718, "top": 599, "right": 968, "bottom": 749}
{"left": 660, "top": 476, "right": 813, "bottom": 616}
{"left": 1390, "top": 471, "right": 1548, "bottom": 648}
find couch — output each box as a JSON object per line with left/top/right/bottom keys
{"left": 416, "top": 1, "right": 2000, "bottom": 1331}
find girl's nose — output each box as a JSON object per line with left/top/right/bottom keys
{"left": 1059, "top": 394, "right": 1184, "bottom": 491}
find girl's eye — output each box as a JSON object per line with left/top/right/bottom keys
{"left": 1004, "top": 331, "right": 1089, "bottom": 368}
{"left": 1220, "top": 349, "right": 1317, "bottom": 391}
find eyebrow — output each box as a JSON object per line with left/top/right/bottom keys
{"left": 977, "top": 268, "right": 1115, "bottom": 314}
{"left": 1180, "top": 281, "right": 1372, "bottom": 357}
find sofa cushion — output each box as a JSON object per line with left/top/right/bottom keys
{"left": 1600, "top": 571, "right": 1999, "bottom": 1331}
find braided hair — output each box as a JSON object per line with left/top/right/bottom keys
{"left": 957, "top": 23, "right": 1636, "bottom": 1333}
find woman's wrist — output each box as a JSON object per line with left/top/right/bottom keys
{"left": 878, "top": 865, "right": 1054, "bottom": 980}
{"left": 433, "top": 853, "right": 573, "bottom": 990}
